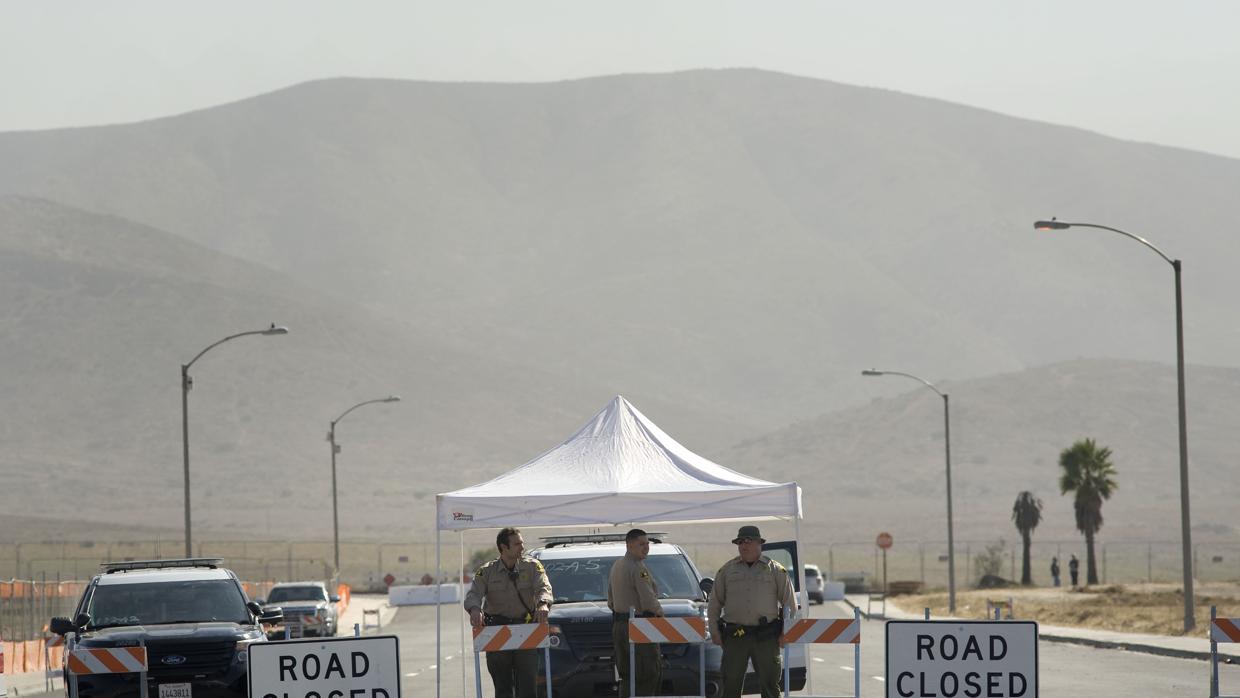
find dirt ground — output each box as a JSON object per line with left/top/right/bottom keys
{"left": 891, "top": 582, "right": 1240, "bottom": 636}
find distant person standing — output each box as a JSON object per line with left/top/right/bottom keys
{"left": 1050, "top": 557, "right": 1061, "bottom": 587}
{"left": 463, "top": 527, "right": 554, "bottom": 698}
{"left": 709, "top": 525, "right": 796, "bottom": 698}
{"left": 1069, "top": 554, "right": 1080, "bottom": 587}
{"left": 608, "top": 528, "right": 664, "bottom": 698}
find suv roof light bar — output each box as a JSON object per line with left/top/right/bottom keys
{"left": 101, "top": 558, "right": 224, "bottom": 573}
{"left": 541, "top": 533, "right": 667, "bottom": 547}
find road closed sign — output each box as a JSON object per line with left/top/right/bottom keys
{"left": 886, "top": 621, "right": 1037, "bottom": 697}
{"left": 249, "top": 635, "right": 401, "bottom": 698}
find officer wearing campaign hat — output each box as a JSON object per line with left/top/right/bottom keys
{"left": 708, "top": 525, "right": 796, "bottom": 698}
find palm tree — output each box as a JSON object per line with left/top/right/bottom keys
{"left": 1011, "top": 491, "right": 1043, "bottom": 585}
{"left": 1058, "top": 438, "right": 1119, "bottom": 585}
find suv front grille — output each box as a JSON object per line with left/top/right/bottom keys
{"left": 147, "top": 641, "right": 235, "bottom": 676}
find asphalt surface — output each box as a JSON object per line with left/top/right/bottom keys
{"left": 17, "top": 600, "right": 1240, "bottom": 697}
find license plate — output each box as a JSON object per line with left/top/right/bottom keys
{"left": 159, "top": 683, "right": 192, "bottom": 698}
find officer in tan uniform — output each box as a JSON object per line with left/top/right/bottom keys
{"left": 708, "top": 525, "right": 796, "bottom": 698}
{"left": 464, "top": 527, "right": 554, "bottom": 698}
{"left": 607, "top": 528, "right": 663, "bottom": 697}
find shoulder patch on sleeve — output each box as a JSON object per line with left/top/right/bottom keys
{"left": 531, "top": 559, "right": 545, "bottom": 571}
{"left": 475, "top": 566, "right": 485, "bottom": 577}
{"left": 770, "top": 560, "right": 786, "bottom": 572}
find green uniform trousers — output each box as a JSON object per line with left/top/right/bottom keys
{"left": 485, "top": 647, "right": 539, "bottom": 698}
{"left": 720, "top": 631, "right": 782, "bottom": 698}
{"left": 613, "top": 619, "right": 662, "bottom": 697}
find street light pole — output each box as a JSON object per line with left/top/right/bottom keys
{"left": 181, "top": 325, "right": 289, "bottom": 558}
{"left": 862, "top": 369, "right": 956, "bottom": 613}
{"left": 329, "top": 396, "right": 401, "bottom": 577}
{"left": 1035, "top": 219, "right": 1194, "bottom": 631}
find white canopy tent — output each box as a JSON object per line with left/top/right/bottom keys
{"left": 433, "top": 395, "right": 803, "bottom": 698}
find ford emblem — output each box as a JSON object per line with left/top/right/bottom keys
{"left": 161, "top": 655, "right": 187, "bottom": 665}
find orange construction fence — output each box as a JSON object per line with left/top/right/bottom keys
{"left": 1, "top": 637, "right": 64, "bottom": 674}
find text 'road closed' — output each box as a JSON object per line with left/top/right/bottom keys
{"left": 250, "top": 635, "right": 401, "bottom": 698}
{"left": 885, "top": 621, "right": 1037, "bottom": 698}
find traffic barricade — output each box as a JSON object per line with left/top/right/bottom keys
{"left": 45, "top": 633, "right": 66, "bottom": 693}
{"left": 1210, "top": 606, "right": 1240, "bottom": 698}
{"left": 781, "top": 608, "right": 861, "bottom": 698}
{"left": 66, "top": 643, "right": 149, "bottom": 698}
{"left": 472, "top": 622, "right": 553, "bottom": 698}
{"left": 627, "top": 612, "right": 709, "bottom": 698}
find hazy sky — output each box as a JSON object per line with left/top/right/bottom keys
{"left": 4, "top": 1, "right": 1239, "bottom": 158}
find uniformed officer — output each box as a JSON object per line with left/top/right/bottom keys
{"left": 708, "top": 525, "right": 796, "bottom": 698}
{"left": 607, "top": 528, "right": 663, "bottom": 697}
{"left": 464, "top": 527, "right": 554, "bottom": 698}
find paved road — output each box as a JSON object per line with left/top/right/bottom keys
{"left": 393, "top": 599, "right": 1240, "bottom": 698}
{"left": 18, "top": 600, "right": 1240, "bottom": 697}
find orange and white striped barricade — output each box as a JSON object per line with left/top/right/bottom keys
{"left": 780, "top": 607, "right": 861, "bottom": 698}
{"left": 628, "top": 610, "right": 709, "bottom": 698}
{"left": 1211, "top": 606, "right": 1240, "bottom": 698}
{"left": 471, "top": 622, "right": 552, "bottom": 698}
{"left": 45, "top": 633, "right": 66, "bottom": 692}
{"left": 66, "top": 643, "right": 149, "bottom": 698}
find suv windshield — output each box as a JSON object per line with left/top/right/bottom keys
{"left": 86, "top": 580, "right": 249, "bottom": 628}
{"left": 267, "top": 586, "right": 327, "bottom": 603}
{"left": 543, "top": 554, "right": 701, "bottom": 603}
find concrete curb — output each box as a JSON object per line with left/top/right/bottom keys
{"left": 844, "top": 595, "right": 1238, "bottom": 665}
{"left": 1036, "top": 631, "right": 1238, "bottom": 664}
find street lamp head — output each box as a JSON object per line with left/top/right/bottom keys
{"left": 861, "top": 369, "right": 885, "bottom": 376}
{"left": 384, "top": 395, "right": 401, "bottom": 403}
{"left": 1034, "top": 219, "right": 1071, "bottom": 230}
{"left": 262, "top": 324, "right": 290, "bottom": 335}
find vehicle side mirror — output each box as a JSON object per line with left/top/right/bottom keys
{"left": 699, "top": 577, "right": 714, "bottom": 597}
{"left": 50, "top": 617, "right": 77, "bottom": 635}
{"left": 246, "top": 601, "right": 263, "bottom": 616}
{"left": 74, "top": 613, "right": 91, "bottom": 629}
{"left": 329, "top": 594, "right": 341, "bottom": 603}
{"left": 254, "top": 598, "right": 266, "bottom": 606}
{"left": 259, "top": 607, "right": 284, "bottom": 625}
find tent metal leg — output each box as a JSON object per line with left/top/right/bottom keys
{"left": 460, "top": 533, "right": 467, "bottom": 698}
{"left": 436, "top": 527, "right": 443, "bottom": 698}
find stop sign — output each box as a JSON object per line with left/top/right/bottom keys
{"left": 383, "top": 573, "right": 396, "bottom": 587}
{"left": 876, "top": 532, "right": 893, "bottom": 550}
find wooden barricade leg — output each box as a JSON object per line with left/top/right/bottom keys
{"left": 545, "top": 643, "right": 553, "bottom": 698}
{"left": 1212, "top": 606, "right": 1220, "bottom": 698}
{"left": 853, "top": 607, "right": 861, "bottom": 698}
{"left": 473, "top": 647, "right": 484, "bottom": 698}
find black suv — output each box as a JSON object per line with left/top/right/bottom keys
{"left": 50, "top": 558, "right": 282, "bottom": 698}
{"left": 532, "top": 534, "right": 806, "bottom": 697}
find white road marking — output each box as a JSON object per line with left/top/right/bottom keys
{"left": 428, "top": 665, "right": 438, "bottom": 670}
{"left": 840, "top": 665, "right": 854, "bottom": 672}
{"left": 445, "top": 655, "right": 454, "bottom": 660}
{"left": 812, "top": 657, "right": 824, "bottom": 663}
{"left": 872, "top": 676, "right": 885, "bottom": 682}
{"left": 405, "top": 672, "right": 420, "bottom": 677}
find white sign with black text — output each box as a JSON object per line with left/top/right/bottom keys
{"left": 248, "top": 635, "right": 401, "bottom": 698}
{"left": 886, "top": 621, "right": 1037, "bottom": 698}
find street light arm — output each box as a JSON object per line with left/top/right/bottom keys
{"left": 332, "top": 396, "right": 401, "bottom": 427}
{"left": 184, "top": 326, "right": 289, "bottom": 370}
{"left": 862, "top": 369, "right": 946, "bottom": 398}
{"left": 1038, "top": 221, "right": 1176, "bottom": 268}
